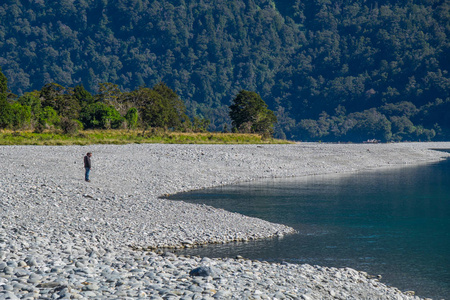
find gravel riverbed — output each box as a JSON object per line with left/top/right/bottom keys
{"left": 1, "top": 142, "right": 449, "bottom": 299}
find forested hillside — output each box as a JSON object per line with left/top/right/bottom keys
{"left": 0, "top": 0, "right": 449, "bottom": 141}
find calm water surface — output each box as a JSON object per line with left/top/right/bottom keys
{"left": 167, "top": 158, "right": 450, "bottom": 299}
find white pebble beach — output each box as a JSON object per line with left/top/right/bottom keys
{"left": 1, "top": 142, "right": 449, "bottom": 299}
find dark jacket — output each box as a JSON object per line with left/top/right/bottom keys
{"left": 84, "top": 155, "right": 91, "bottom": 168}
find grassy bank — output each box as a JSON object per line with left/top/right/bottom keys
{"left": 0, "top": 130, "right": 291, "bottom": 145}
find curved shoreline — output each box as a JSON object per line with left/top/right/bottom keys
{"left": 1, "top": 142, "right": 449, "bottom": 299}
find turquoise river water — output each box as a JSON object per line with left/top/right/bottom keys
{"left": 167, "top": 156, "right": 450, "bottom": 299}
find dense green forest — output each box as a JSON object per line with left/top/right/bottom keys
{"left": 0, "top": 65, "right": 212, "bottom": 134}
{"left": 0, "top": 0, "right": 449, "bottom": 141}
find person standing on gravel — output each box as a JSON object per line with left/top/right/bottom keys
{"left": 84, "top": 152, "right": 92, "bottom": 182}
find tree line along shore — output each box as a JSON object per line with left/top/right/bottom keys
{"left": 1, "top": 65, "right": 447, "bottom": 145}
{"left": 1, "top": 67, "right": 285, "bottom": 145}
